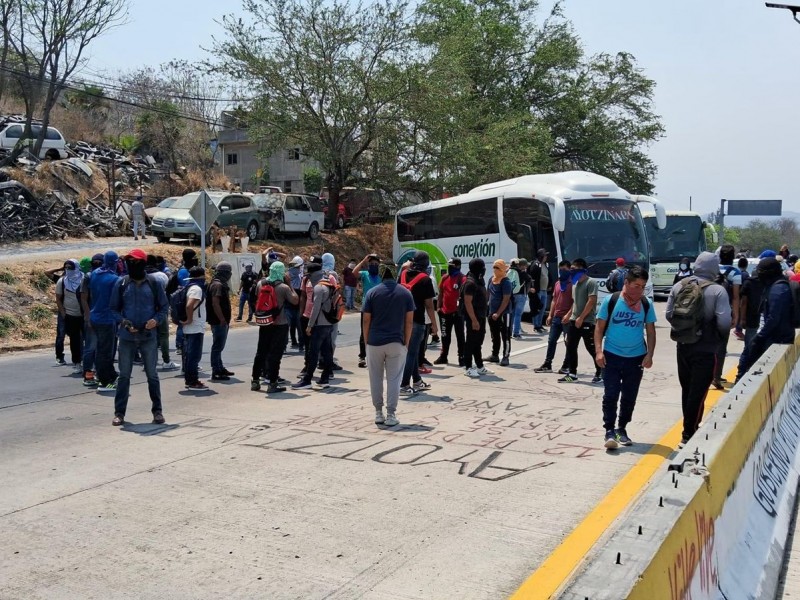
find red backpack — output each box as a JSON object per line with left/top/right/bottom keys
{"left": 254, "top": 280, "right": 280, "bottom": 326}
{"left": 400, "top": 271, "right": 428, "bottom": 291}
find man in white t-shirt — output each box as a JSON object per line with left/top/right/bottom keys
{"left": 131, "top": 196, "right": 146, "bottom": 240}
{"left": 181, "top": 266, "right": 207, "bottom": 390}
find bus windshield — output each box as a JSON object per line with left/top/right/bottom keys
{"left": 559, "top": 199, "right": 649, "bottom": 277}
{"left": 644, "top": 215, "right": 705, "bottom": 263}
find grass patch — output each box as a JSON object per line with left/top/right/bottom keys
{"left": 0, "top": 314, "right": 18, "bottom": 337}
{"left": 30, "top": 270, "right": 53, "bottom": 291}
{"left": 0, "top": 270, "right": 16, "bottom": 285}
{"left": 21, "top": 328, "right": 42, "bottom": 340}
{"left": 29, "top": 304, "right": 52, "bottom": 323}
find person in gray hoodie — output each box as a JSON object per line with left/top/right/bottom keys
{"left": 666, "top": 251, "right": 732, "bottom": 447}
{"left": 292, "top": 258, "right": 335, "bottom": 389}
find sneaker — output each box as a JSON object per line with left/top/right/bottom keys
{"left": 55, "top": 357, "right": 67, "bottom": 366}
{"left": 677, "top": 435, "right": 690, "bottom": 449}
{"left": 413, "top": 380, "right": 431, "bottom": 392}
{"left": 557, "top": 367, "right": 570, "bottom": 375}
{"left": 83, "top": 378, "right": 98, "bottom": 387}
{"left": 604, "top": 430, "right": 619, "bottom": 449}
{"left": 375, "top": 410, "right": 385, "bottom": 425}
{"left": 486, "top": 354, "right": 500, "bottom": 363}
{"left": 358, "top": 358, "right": 367, "bottom": 368}
{"left": 534, "top": 327, "right": 546, "bottom": 334}
{"left": 616, "top": 429, "right": 633, "bottom": 446}
{"left": 235, "top": 317, "right": 243, "bottom": 322}
{"left": 476, "top": 366, "right": 493, "bottom": 376}
{"left": 433, "top": 355, "right": 448, "bottom": 365}
{"left": 220, "top": 368, "right": 235, "bottom": 377}
{"left": 276, "top": 377, "right": 289, "bottom": 385}
{"left": 419, "top": 365, "right": 432, "bottom": 374}
{"left": 591, "top": 375, "right": 603, "bottom": 385}
{"left": 512, "top": 334, "right": 522, "bottom": 340}
{"left": 175, "top": 347, "right": 182, "bottom": 356}
{"left": 292, "top": 380, "right": 312, "bottom": 390}
{"left": 315, "top": 378, "right": 330, "bottom": 388}
{"left": 267, "top": 383, "right": 286, "bottom": 393}
{"left": 399, "top": 386, "right": 416, "bottom": 396}
{"left": 534, "top": 363, "right": 552, "bottom": 373}
{"left": 152, "top": 412, "right": 165, "bottom": 425}
{"left": 465, "top": 367, "right": 480, "bottom": 378}
{"left": 112, "top": 415, "right": 124, "bottom": 426}
{"left": 72, "top": 363, "right": 83, "bottom": 374}
{"left": 98, "top": 381, "right": 116, "bottom": 391}
{"left": 500, "top": 356, "right": 509, "bottom": 367}
{"left": 711, "top": 380, "right": 724, "bottom": 390}
{"left": 384, "top": 413, "right": 399, "bottom": 427}
{"left": 211, "top": 373, "right": 230, "bottom": 381}
{"left": 429, "top": 335, "right": 440, "bottom": 345}
{"left": 558, "top": 374, "right": 578, "bottom": 383}
{"left": 331, "top": 362, "right": 343, "bottom": 371}
{"left": 185, "top": 382, "right": 208, "bottom": 390}
{"left": 161, "top": 361, "right": 180, "bottom": 370}
{"left": 251, "top": 380, "right": 261, "bottom": 391}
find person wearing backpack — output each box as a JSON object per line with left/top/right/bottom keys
{"left": 487, "top": 259, "right": 513, "bottom": 366}
{"left": 108, "top": 249, "right": 169, "bottom": 426}
{"left": 593, "top": 266, "right": 657, "bottom": 449}
{"left": 251, "top": 261, "right": 299, "bottom": 393}
{"left": 170, "top": 248, "right": 199, "bottom": 356}
{"left": 605, "top": 258, "right": 628, "bottom": 294}
{"left": 398, "top": 251, "right": 438, "bottom": 396}
{"left": 737, "top": 257, "right": 796, "bottom": 378}
{"left": 712, "top": 245, "right": 742, "bottom": 389}
{"left": 293, "top": 258, "right": 336, "bottom": 389}
{"left": 666, "top": 251, "right": 731, "bottom": 447}
{"left": 55, "top": 259, "right": 86, "bottom": 375}
{"left": 181, "top": 266, "right": 208, "bottom": 391}
{"left": 434, "top": 257, "right": 466, "bottom": 366}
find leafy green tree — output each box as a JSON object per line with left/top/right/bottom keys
{"left": 136, "top": 100, "right": 183, "bottom": 170}
{"left": 303, "top": 167, "right": 323, "bottom": 195}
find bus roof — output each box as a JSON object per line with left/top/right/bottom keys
{"left": 397, "top": 171, "right": 631, "bottom": 216}
{"left": 640, "top": 208, "right": 703, "bottom": 219}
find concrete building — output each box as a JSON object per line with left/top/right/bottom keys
{"left": 213, "top": 112, "right": 321, "bottom": 193}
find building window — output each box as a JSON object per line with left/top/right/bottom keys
{"left": 226, "top": 153, "right": 238, "bottom": 165}
{"left": 286, "top": 147, "right": 300, "bottom": 160}
{"left": 283, "top": 180, "right": 293, "bottom": 192}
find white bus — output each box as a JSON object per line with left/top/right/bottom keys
{"left": 393, "top": 171, "right": 666, "bottom": 300}
{"left": 640, "top": 209, "right": 717, "bottom": 296}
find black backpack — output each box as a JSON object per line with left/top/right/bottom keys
{"left": 716, "top": 265, "right": 739, "bottom": 304}
{"left": 165, "top": 271, "right": 181, "bottom": 296}
{"left": 169, "top": 283, "right": 203, "bottom": 325}
{"left": 605, "top": 268, "right": 628, "bottom": 293}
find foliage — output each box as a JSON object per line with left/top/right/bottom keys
{"left": 29, "top": 270, "right": 51, "bottom": 291}
{"left": 0, "top": 269, "right": 15, "bottom": 284}
{"left": 21, "top": 327, "right": 41, "bottom": 340}
{"left": 0, "top": 314, "right": 17, "bottom": 337}
{"left": 303, "top": 167, "right": 323, "bottom": 195}
{"left": 726, "top": 218, "right": 800, "bottom": 256}
{"left": 28, "top": 303, "right": 51, "bottom": 323}
{"left": 136, "top": 99, "right": 183, "bottom": 169}
{"left": 117, "top": 134, "right": 138, "bottom": 153}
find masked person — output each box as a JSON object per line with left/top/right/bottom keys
{"left": 535, "top": 260, "right": 574, "bottom": 374}
{"left": 487, "top": 259, "right": 513, "bottom": 366}
{"left": 208, "top": 262, "right": 235, "bottom": 381}
{"left": 236, "top": 264, "right": 259, "bottom": 322}
{"left": 559, "top": 258, "right": 603, "bottom": 384}
{"left": 90, "top": 252, "right": 121, "bottom": 389}
{"left": 293, "top": 257, "right": 335, "bottom": 389}
{"left": 343, "top": 259, "right": 358, "bottom": 310}
{"left": 354, "top": 253, "right": 383, "bottom": 368}
{"left": 145, "top": 255, "right": 178, "bottom": 370}
{"left": 181, "top": 266, "right": 208, "bottom": 390}
{"left": 108, "top": 249, "right": 169, "bottom": 426}
{"left": 673, "top": 257, "right": 693, "bottom": 284}
{"left": 462, "top": 258, "right": 491, "bottom": 378}
{"left": 435, "top": 258, "right": 466, "bottom": 366}
{"left": 510, "top": 258, "right": 531, "bottom": 338}
{"left": 528, "top": 249, "right": 550, "bottom": 334}
{"left": 285, "top": 256, "right": 304, "bottom": 350}
{"left": 173, "top": 248, "right": 199, "bottom": 356}
{"left": 321, "top": 252, "right": 343, "bottom": 370}
{"left": 398, "top": 251, "right": 438, "bottom": 396}
{"left": 251, "top": 261, "right": 299, "bottom": 393}
{"left": 55, "top": 259, "right": 86, "bottom": 375}
{"left": 79, "top": 254, "right": 104, "bottom": 386}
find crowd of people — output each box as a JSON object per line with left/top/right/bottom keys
{"left": 45, "top": 241, "right": 798, "bottom": 450}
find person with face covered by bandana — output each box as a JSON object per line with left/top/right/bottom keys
{"left": 487, "top": 259, "right": 513, "bottom": 366}
{"left": 90, "top": 251, "right": 120, "bottom": 388}
{"left": 321, "top": 252, "right": 343, "bottom": 372}
{"left": 235, "top": 264, "right": 259, "bottom": 322}
{"left": 284, "top": 256, "right": 305, "bottom": 350}
{"left": 78, "top": 254, "right": 105, "bottom": 386}
{"left": 108, "top": 249, "right": 169, "bottom": 426}
{"left": 398, "top": 251, "right": 438, "bottom": 396}
{"left": 343, "top": 259, "right": 358, "bottom": 310}
{"left": 293, "top": 256, "right": 335, "bottom": 389}
{"left": 462, "top": 258, "right": 490, "bottom": 378}
{"left": 354, "top": 253, "right": 382, "bottom": 368}
{"left": 145, "top": 255, "right": 178, "bottom": 370}
{"left": 434, "top": 257, "right": 466, "bottom": 366}
{"left": 535, "top": 260, "right": 574, "bottom": 374}
{"left": 208, "top": 262, "right": 235, "bottom": 381}
{"left": 174, "top": 248, "right": 199, "bottom": 356}
{"left": 672, "top": 257, "right": 693, "bottom": 285}
{"left": 182, "top": 266, "right": 208, "bottom": 391}
{"left": 55, "top": 259, "right": 87, "bottom": 374}
{"left": 560, "top": 258, "right": 603, "bottom": 384}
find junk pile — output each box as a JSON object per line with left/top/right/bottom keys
{"left": 0, "top": 180, "right": 124, "bottom": 242}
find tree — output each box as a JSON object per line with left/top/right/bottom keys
{"left": 212, "top": 0, "right": 414, "bottom": 228}
{"left": 303, "top": 167, "right": 323, "bottom": 195}
{"left": 0, "top": 0, "right": 128, "bottom": 166}
{"left": 0, "top": 0, "right": 16, "bottom": 104}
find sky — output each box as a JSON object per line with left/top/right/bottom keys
{"left": 85, "top": 0, "right": 800, "bottom": 218}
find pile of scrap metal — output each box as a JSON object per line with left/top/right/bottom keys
{"left": 0, "top": 180, "right": 124, "bottom": 242}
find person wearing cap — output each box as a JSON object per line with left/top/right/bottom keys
{"left": 605, "top": 258, "right": 628, "bottom": 294}
{"left": 509, "top": 258, "right": 531, "bottom": 339}
{"left": 259, "top": 247, "right": 287, "bottom": 278}
{"left": 462, "top": 258, "right": 491, "bottom": 378}
{"left": 293, "top": 256, "right": 335, "bottom": 389}
{"left": 285, "top": 256, "right": 305, "bottom": 350}
{"left": 363, "top": 261, "right": 416, "bottom": 427}
{"left": 354, "top": 253, "right": 383, "bottom": 368}
{"left": 487, "top": 259, "right": 513, "bottom": 366}
{"left": 55, "top": 258, "right": 86, "bottom": 375}
{"left": 398, "top": 251, "right": 438, "bottom": 396}
{"left": 737, "top": 257, "right": 795, "bottom": 379}
{"left": 130, "top": 195, "right": 146, "bottom": 240}
{"left": 235, "top": 263, "right": 259, "bottom": 322}
{"left": 528, "top": 249, "right": 550, "bottom": 334}
{"left": 434, "top": 257, "right": 466, "bottom": 366}
{"left": 182, "top": 266, "right": 208, "bottom": 390}
{"left": 208, "top": 262, "right": 235, "bottom": 381}
{"left": 108, "top": 249, "right": 169, "bottom": 426}
{"left": 89, "top": 251, "right": 121, "bottom": 388}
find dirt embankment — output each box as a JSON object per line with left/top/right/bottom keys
{"left": 0, "top": 223, "right": 393, "bottom": 353}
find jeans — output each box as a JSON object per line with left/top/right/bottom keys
{"left": 55, "top": 311, "right": 66, "bottom": 361}
{"left": 157, "top": 319, "right": 170, "bottom": 363}
{"left": 183, "top": 332, "right": 204, "bottom": 384}
{"left": 564, "top": 321, "right": 600, "bottom": 377}
{"left": 533, "top": 290, "right": 548, "bottom": 329}
{"left": 463, "top": 318, "right": 486, "bottom": 369}
{"left": 175, "top": 323, "right": 184, "bottom": 351}
{"left": 82, "top": 321, "right": 97, "bottom": 374}
{"left": 64, "top": 314, "right": 84, "bottom": 365}
{"left": 114, "top": 336, "right": 161, "bottom": 417}
{"left": 511, "top": 293, "right": 526, "bottom": 336}
{"left": 210, "top": 324, "right": 229, "bottom": 374}
{"left": 252, "top": 324, "right": 288, "bottom": 383}
{"left": 302, "top": 325, "right": 333, "bottom": 383}
{"left": 132, "top": 217, "right": 146, "bottom": 238}
{"left": 286, "top": 305, "right": 301, "bottom": 347}
{"left": 401, "top": 322, "right": 427, "bottom": 386}
{"left": 367, "top": 343, "right": 407, "bottom": 413}
{"left": 438, "top": 312, "right": 465, "bottom": 364}
{"left": 677, "top": 344, "right": 716, "bottom": 440}
{"left": 488, "top": 313, "right": 511, "bottom": 359}
{"left": 237, "top": 290, "right": 254, "bottom": 321}
{"left": 93, "top": 323, "right": 118, "bottom": 385}
{"left": 543, "top": 316, "right": 568, "bottom": 367}
{"left": 736, "top": 327, "right": 759, "bottom": 381}
{"left": 601, "top": 351, "right": 646, "bottom": 431}
{"left": 344, "top": 285, "right": 356, "bottom": 310}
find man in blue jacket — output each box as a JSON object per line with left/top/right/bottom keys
{"left": 738, "top": 257, "right": 796, "bottom": 376}
{"left": 89, "top": 251, "right": 120, "bottom": 389}
{"left": 109, "top": 249, "right": 169, "bottom": 426}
